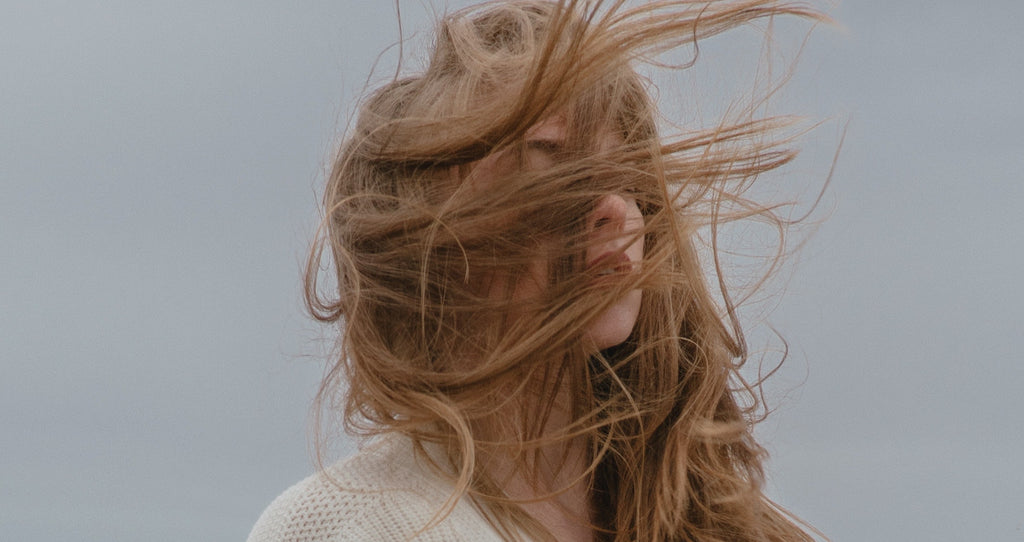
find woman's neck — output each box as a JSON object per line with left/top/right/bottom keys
{"left": 478, "top": 390, "right": 596, "bottom": 542}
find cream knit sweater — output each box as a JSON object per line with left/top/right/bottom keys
{"left": 247, "top": 436, "right": 507, "bottom": 541}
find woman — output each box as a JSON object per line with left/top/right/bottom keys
{"left": 249, "top": 1, "right": 826, "bottom": 540}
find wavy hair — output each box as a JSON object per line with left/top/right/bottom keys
{"left": 305, "top": 1, "right": 826, "bottom": 540}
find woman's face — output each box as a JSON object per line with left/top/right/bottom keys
{"left": 472, "top": 117, "right": 645, "bottom": 351}
{"left": 581, "top": 190, "right": 645, "bottom": 350}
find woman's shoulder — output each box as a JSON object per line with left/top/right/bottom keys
{"left": 246, "top": 436, "right": 504, "bottom": 542}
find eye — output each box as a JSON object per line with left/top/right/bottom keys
{"left": 620, "top": 184, "right": 643, "bottom": 197}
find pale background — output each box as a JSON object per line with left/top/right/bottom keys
{"left": 2, "top": 1, "right": 1022, "bottom": 541}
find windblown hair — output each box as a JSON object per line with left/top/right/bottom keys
{"left": 306, "top": 1, "right": 825, "bottom": 540}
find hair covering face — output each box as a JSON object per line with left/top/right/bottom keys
{"left": 306, "top": 2, "right": 827, "bottom": 540}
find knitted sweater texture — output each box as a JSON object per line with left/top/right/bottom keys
{"left": 247, "top": 436, "right": 507, "bottom": 542}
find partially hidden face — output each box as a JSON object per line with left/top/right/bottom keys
{"left": 469, "top": 117, "right": 645, "bottom": 351}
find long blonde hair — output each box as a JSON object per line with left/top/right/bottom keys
{"left": 305, "top": 1, "right": 826, "bottom": 540}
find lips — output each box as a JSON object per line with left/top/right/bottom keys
{"left": 587, "top": 251, "right": 634, "bottom": 278}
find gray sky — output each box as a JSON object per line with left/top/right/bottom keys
{"left": 2, "top": 1, "right": 1022, "bottom": 541}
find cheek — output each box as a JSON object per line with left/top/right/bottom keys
{"left": 484, "top": 258, "right": 550, "bottom": 304}
{"left": 510, "top": 258, "right": 549, "bottom": 302}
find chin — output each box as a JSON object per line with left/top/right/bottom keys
{"left": 585, "top": 289, "right": 643, "bottom": 351}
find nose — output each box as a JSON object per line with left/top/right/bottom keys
{"left": 588, "top": 194, "right": 641, "bottom": 237}
{"left": 587, "top": 194, "right": 644, "bottom": 259}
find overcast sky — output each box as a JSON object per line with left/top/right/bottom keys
{"left": 2, "top": 1, "right": 1022, "bottom": 541}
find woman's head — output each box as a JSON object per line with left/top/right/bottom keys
{"left": 311, "top": 0, "right": 669, "bottom": 384}
{"left": 307, "top": 1, "right": 824, "bottom": 540}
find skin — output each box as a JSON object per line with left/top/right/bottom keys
{"left": 582, "top": 191, "right": 645, "bottom": 350}
{"left": 471, "top": 116, "right": 645, "bottom": 351}
{"left": 469, "top": 117, "right": 644, "bottom": 541}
